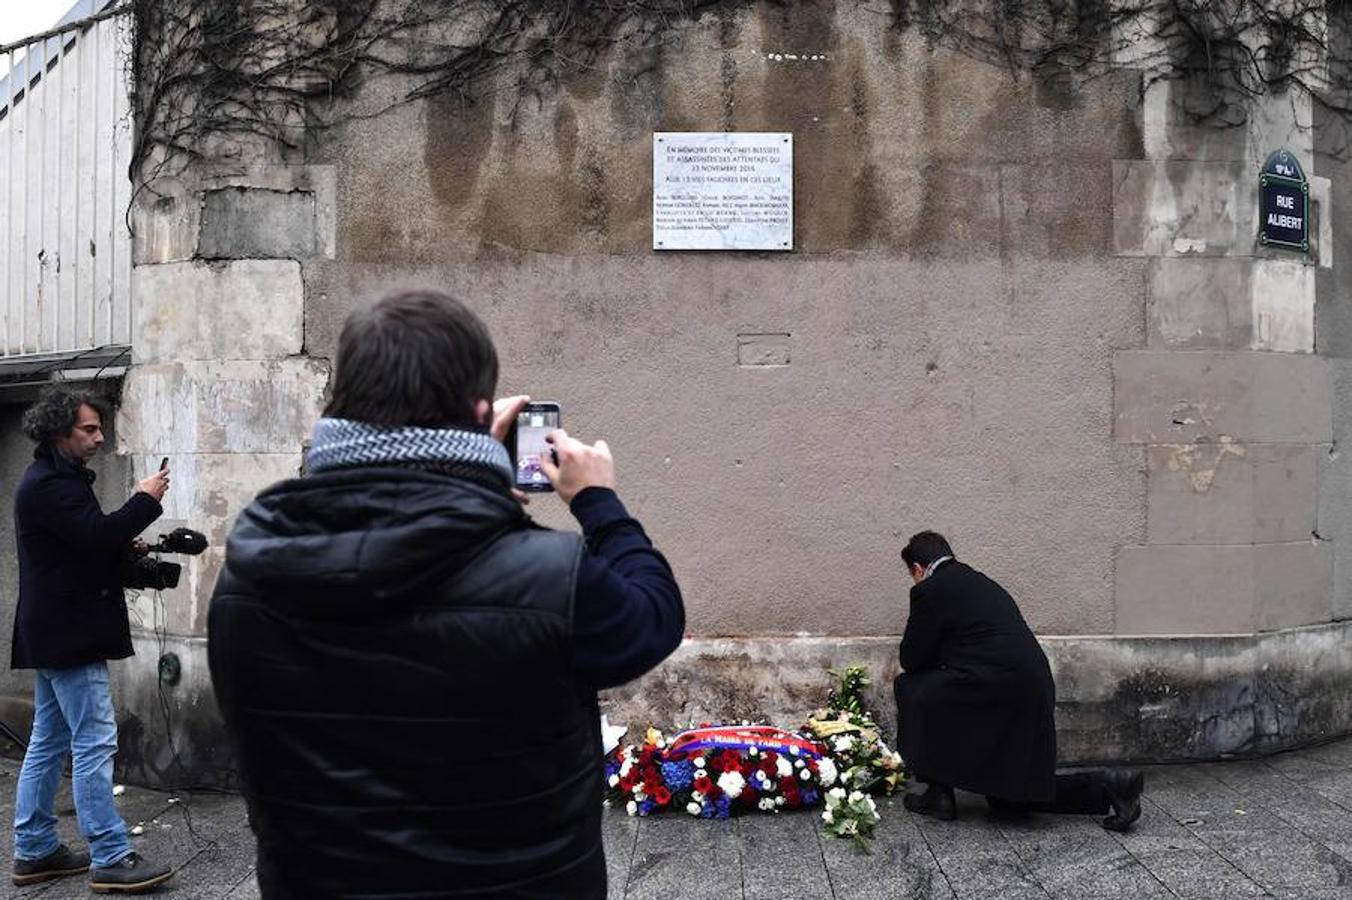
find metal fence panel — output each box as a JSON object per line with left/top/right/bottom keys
{"left": 0, "top": 5, "right": 132, "bottom": 359}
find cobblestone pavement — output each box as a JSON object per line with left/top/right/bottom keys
{"left": 2, "top": 736, "right": 1351, "bottom": 898}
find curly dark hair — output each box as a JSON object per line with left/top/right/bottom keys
{"left": 21, "top": 389, "right": 111, "bottom": 445}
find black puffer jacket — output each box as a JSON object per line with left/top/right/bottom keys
{"left": 208, "top": 467, "right": 602, "bottom": 899}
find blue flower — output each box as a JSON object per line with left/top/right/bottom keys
{"left": 801, "top": 789, "right": 819, "bottom": 806}
{"left": 714, "top": 796, "right": 732, "bottom": 819}
{"left": 661, "top": 759, "right": 696, "bottom": 791}
{"left": 700, "top": 801, "right": 718, "bottom": 819}
{"left": 638, "top": 800, "right": 656, "bottom": 816}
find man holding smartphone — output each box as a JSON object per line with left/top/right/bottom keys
{"left": 10, "top": 389, "right": 174, "bottom": 893}
{"left": 209, "top": 289, "right": 685, "bottom": 899}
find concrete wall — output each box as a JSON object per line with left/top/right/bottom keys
{"left": 105, "top": 0, "right": 1352, "bottom": 778}
{"left": 303, "top": 4, "right": 1150, "bottom": 638}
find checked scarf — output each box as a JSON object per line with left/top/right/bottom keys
{"left": 306, "top": 417, "right": 513, "bottom": 491}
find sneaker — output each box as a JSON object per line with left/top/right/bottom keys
{"left": 1101, "top": 768, "right": 1145, "bottom": 832}
{"left": 12, "top": 843, "right": 91, "bottom": 885}
{"left": 89, "top": 852, "right": 173, "bottom": 894}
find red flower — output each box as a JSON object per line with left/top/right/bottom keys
{"left": 763, "top": 751, "right": 779, "bottom": 764}
{"left": 720, "top": 750, "right": 742, "bottom": 771}
{"left": 654, "top": 786, "right": 672, "bottom": 806}
{"left": 707, "top": 784, "right": 724, "bottom": 800}
{"left": 742, "top": 786, "right": 759, "bottom": 806}
{"left": 693, "top": 774, "right": 713, "bottom": 794}
{"left": 807, "top": 760, "right": 819, "bottom": 773}
{"left": 639, "top": 747, "right": 654, "bottom": 765}
{"left": 707, "top": 755, "right": 725, "bottom": 773}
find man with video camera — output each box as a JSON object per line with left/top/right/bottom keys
{"left": 209, "top": 289, "right": 686, "bottom": 899}
{"left": 9, "top": 389, "right": 174, "bottom": 892}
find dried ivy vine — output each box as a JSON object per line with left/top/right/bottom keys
{"left": 127, "top": 0, "right": 1352, "bottom": 192}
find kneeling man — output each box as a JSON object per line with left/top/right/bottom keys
{"left": 893, "top": 531, "right": 1144, "bottom": 831}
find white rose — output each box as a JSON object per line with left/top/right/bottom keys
{"left": 798, "top": 770, "right": 811, "bottom": 781}
{"left": 608, "top": 775, "right": 619, "bottom": 788}
{"left": 828, "top": 787, "right": 847, "bottom": 800}
{"left": 619, "top": 760, "right": 634, "bottom": 778}
{"left": 848, "top": 790, "right": 865, "bottom": 803}
{"left": 833, "top": 736, "right": 854, "bottom": 753}
{"left": 794, "top": 759, "right": 806, "bottom": 769}
{"left": 822, "top": 810, "right": 834, "bottom": 824}
{"left": 626, "top": 801, "right": 638, "bottom": 816}
{"left": 693, "top": 756, "right": 706, "bottom": 769}
{"left": 759, "top": 798, "right": 774, "bottom": 811}
{"left": 687, "top": 802, "right": 702, "bottom": 816}
{"left": 790, "top": 746, "right": 801, "bottom": 756}
{"left": 692, "top": 791, "right": 704, "bottom": 802}
{"left": 717, "top": 771, "right": 746, "bottom": 800}
{"left": 748, "top": 747, "right": 759, "bottom": 757}
{"left": 776, "top": 758, "right": 793, "bottom": 778}
{"left": 634, "top": 790, "right": 647, "bottom": 801}
{"left": 817, "top": 759, "right": 838, "bottom": 787}
{"left": 775, "top": 796, "right": 786, "bottom": 807}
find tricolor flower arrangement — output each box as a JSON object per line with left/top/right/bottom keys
{"left": 604, "top": 724, "right": 838, "bottom": 820}
{"left": 602, "top": 665, "right": 907, "bottom": 844}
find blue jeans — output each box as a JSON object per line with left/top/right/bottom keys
{"left": 13, "top": 662, "right": 132, "bottom": 868}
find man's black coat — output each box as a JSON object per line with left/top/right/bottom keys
{"left": 11, "top": 445, "right": 162, "bottom": 669}
{"left": 893, "top": 560, "right": 1057, "bottom": 803}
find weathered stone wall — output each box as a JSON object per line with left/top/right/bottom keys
{"left": 603, "top": 620, "right": 1352, "bottom": 763}
{"left": 114, "top": 165, "right": 332, "bottom": 785}
{"left": 90, "top": 0, "right": 1352, "bottom": 779}
{"left": 304, "top": 3, "right": 1150, "bottom": 639}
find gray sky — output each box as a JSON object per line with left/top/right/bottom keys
{"left": 1, "top": 0, "right": 82, "bottom": 48}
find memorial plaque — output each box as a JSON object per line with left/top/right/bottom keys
{"left": 1259, "top": 149, "right": 1309, "bottom": 253}
{"left": 653, "top": 132, "right": 793, "bottom": 251}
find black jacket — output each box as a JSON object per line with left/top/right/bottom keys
{"left": 893, "top": 560, "right": 1057, "bottom": 803}
{"left": 11, "top": 445, "right": 162, "bottom": 670}
{"left": 209, "top": 468, "right": 683, "bottom": 900}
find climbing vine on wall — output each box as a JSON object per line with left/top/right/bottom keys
{"left": 128, "top": 0, "right": 1352, "bottom": 189}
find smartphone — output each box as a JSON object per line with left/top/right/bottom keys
{"left": 507, "top": 402, "right": 561, "bottom": 493}
{"left": 159, "top": 456, "right": 169, "bottom": 472}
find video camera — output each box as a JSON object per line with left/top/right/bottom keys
{"left": 122, "top": 528, "right": 208, "bottom": 591}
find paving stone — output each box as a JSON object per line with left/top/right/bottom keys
{"left": 913, "top": 807, "right": 1051, "bottom": 899}
{"left": 623, "top": 814, "right": 742, "bottom": 900}
{"left": 1114, "top": 834, "right": 1269, "bottom": 899}
{"left": 5, "top": 740, "right": 1352, "bottom": 897}
{"left": 603, "top": 807, "right": 640, "bottom": 899}
{"left": 820, "top": 797, "right": 955, "bottom": 900}
{"left": 1204, "top": 830, "right": 1352, "bottom": 893}
{"left": 737, "top": 812, "right": 833, "bottom": 900}
{"left": 223, "top": 874, "right": 260, "bottom": 899}
{"left": 996, "top": 812, "right": 1172, "bottom": 900}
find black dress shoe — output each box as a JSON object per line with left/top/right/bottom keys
{"left": 12, "top": 843, "right": 90, "bottom": 885}
{"left": 1101, "top": 768, "right": 1145, "bottom": 832}
{"left": 904, "top": 784, "right": 957, "bottom": 822}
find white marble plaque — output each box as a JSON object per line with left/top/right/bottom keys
{"left": 653, "top": 132, "right": 793, "bottom": 251}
